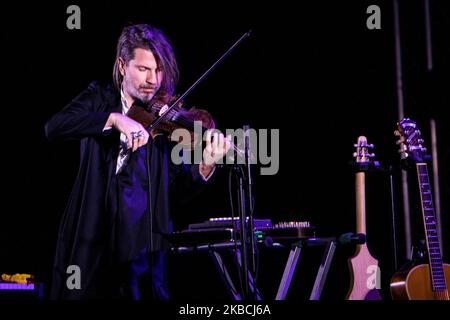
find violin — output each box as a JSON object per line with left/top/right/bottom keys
{"left": 127, "top": 95, "right": 245, "bottom": 162}
{"left": 126, "top": 95, "right": 215, "bottom": 149}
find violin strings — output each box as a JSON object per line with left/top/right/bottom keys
{"left": 154, "top": 106, "right": 242, "bottom": 155}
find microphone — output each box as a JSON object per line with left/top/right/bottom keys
{"left": 338, "top": 232, "right": 366, "bottom": 245}
{"left": 214, "top": 128, "right": 256, "bottom": 168}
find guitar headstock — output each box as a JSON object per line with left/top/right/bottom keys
{"left": 394, "top": 118, "right": 429, "bottom": 163}
{"left": 353, "top": 136, "right": 375, "bottom": 164}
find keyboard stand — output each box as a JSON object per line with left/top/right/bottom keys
{"left": 275, "top": 237, "right": 336, "bottom": 300}
{"left": 172, "top": 237, "right": 336, "bottom": 300}
{"left": 210, "top": 248, "right": 263, "bottom": 300}
{"left": 209, "top": 249, "right": 242, "bottom": 300}
{"left": 173, "top": 242, "right": 262, "bottom": 300}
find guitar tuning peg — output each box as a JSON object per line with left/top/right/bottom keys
{"left": 368, "top": 144, "right": 374, "bottom": 148}
{"left": 352, "top": 152, "right": 358, "bottom": 157}
{"left": 369, "top": 153, "right": 375, "bottom": 158}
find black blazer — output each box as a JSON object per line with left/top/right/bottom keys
{"left": 45, "top": 81, "right": 212, "bottom": 299}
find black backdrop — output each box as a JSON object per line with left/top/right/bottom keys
{"left": 1, "top": 0, "right": 449, "bottom": 300}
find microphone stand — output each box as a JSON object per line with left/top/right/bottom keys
{"left": 244, "top": 125, "right": 257, "bottom": 299}
{"left": 236, "top": 164, "right": 249, "bottom": 299}
{"left": 233, "top": 125, "right": 257, "bottom": 300}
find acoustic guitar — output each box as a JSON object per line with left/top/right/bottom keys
{"left": 346, "top": 136, "right": 383, "bottom": 300}
{"left": 390, "top": 118, "right": 449, "bottom": 300}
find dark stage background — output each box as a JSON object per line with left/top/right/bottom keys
{"left": 1, "top": 0, "right": 449, "bottom": 300}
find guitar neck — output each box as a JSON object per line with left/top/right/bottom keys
{"left": 355, "top": 172, "right": 367, "bottom": 236}
{"left": 416, "top": 163, "right": 447, "bottom": 292}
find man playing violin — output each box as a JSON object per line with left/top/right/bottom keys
{"left": 45, "top": 23, "right": 230, "bottom": 299}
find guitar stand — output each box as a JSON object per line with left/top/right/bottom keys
{"left": 275, "top": 237, "right": 337, "bottom": 300}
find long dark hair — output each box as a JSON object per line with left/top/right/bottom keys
{"left": 113, "top": 24, "right": 179, "bottom": 103}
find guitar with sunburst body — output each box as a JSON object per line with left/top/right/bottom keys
{"left": 390, "top": 118, "right": 449, "bottom": 300}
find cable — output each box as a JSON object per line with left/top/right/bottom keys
{"left": 146, "top": 139, "right": 153, "bottom": 252}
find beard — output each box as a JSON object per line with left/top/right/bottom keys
{"left": 123, "top": 78, "right": 160, "bottom": 104}
{"left": 133, "top": 85, "right": 158, "bottom": 103}
{"left": 139, "top": 85, "right": 159, "bottom": 103}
